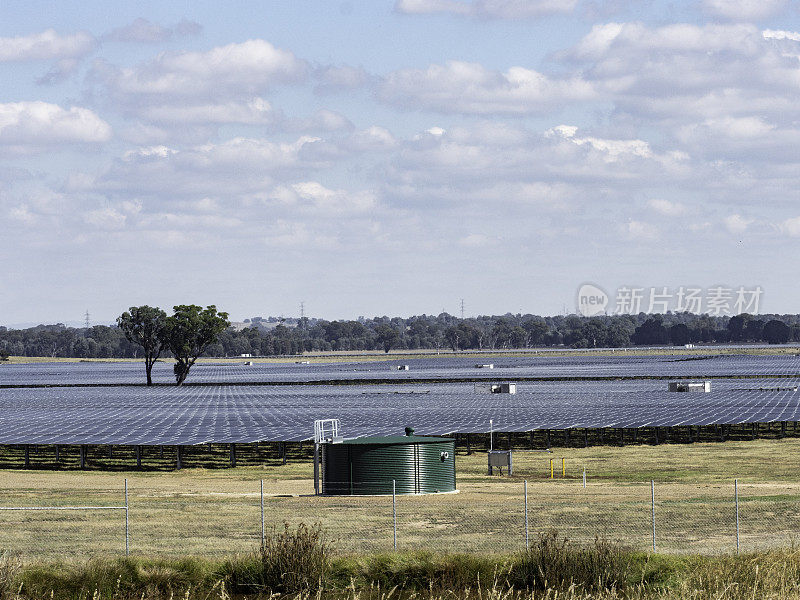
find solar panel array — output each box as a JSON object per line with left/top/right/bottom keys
{"left": 0, "top": 377, "right": 798, "bottom": 445}
{"left": 3, "top": 353, "right": 800, "bottom": 386}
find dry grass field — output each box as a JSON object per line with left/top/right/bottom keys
{"left": 4, "top": 344, "right": 799, "bottom": 365}
{"left": 0, "top": 439, "right": 799, "bottom": 560}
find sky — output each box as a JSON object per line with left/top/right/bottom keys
{"left": 2, "top": 0, "right": 800, "bottom": 326}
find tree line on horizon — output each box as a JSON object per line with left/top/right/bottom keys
{"left": 1, "top": 311, "right": 799, "bottom": 365}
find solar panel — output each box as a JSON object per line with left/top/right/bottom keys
{"left": 0, "top": 379, "right": 797, "bottom": 445}
{"left": 2, "top": 353, "right": 799, "bottom": 386}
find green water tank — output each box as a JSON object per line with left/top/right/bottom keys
{"left": 322, "top": 434, "right": 456, "bottom": 495}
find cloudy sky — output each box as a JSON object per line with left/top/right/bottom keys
{"left": 2, "top": 0, "right": 800, "bottom": 325}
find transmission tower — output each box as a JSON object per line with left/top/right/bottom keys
{"left": 84, "top": 310, "right": 90, "bottom": 329}
{"left": 460, "top": 299, "right": 465, "bottom": 319}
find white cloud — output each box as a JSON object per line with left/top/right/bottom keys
{"left": 624, "top": 220, "right": 658, "bottom": 240}
{"left": 104, "top": 18, "right": 201, "bottom": 43}
{"left": 762, "top": 29, "right": 800, "bottom": 42}
{"left": 648, "top": 199, "right": 686, "bottom": 216}
{"left": 0, "top": 29, "right": 95, "bottom": 62}
{"left": 92, "top": 136, "right": 326, "bottom": 199}
{"left": 346, "top": 126, "right": 397, "bottom": 151}
{"left": 123, "top": 145, "right": 176, "bottom": 160}
{"left": 140, "top": 98, "right": 276, "bottom": 125}
{"left": 561, "top": 20, "right": 800, "bottom": 141}
{"left": 96, "top": 39, "right": 307, "bottom": 101}
{"left": 379, "top": 60, "right": 594, "bottom": 114}
{"left": 703, "top": 0, "right": 787, "bottom": 21}
{"left": 458, "top": 233, "right": 491, "bottom": 247}
{"left": 84, "top": 207, "right": 128, "bottom": 229}
{"left": 395, "top": 0, "right": 577, "bottom": 18}
{"left": 282, "top": 109, "right": 354, "bottom": 133}
{"left": 274, "top": 181, "right": 377, "bottom": 213}
{"left": 546, "top": 124, "right": 684, "bottom": 163}
{"left": 0, "top": 102, "right": 111, "bottom": 147}
{"left": 315, "top": 65, "right": 369, "bottom": 91}
{"left": 779, "top": 216, "right": 800, "bottom": 236}
{"left": 9, "top": 205, "right": 36, "bottom": 224}
{"left": 724, "top": 214, "right": 752, "bottom": 233}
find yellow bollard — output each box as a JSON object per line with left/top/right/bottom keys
{"left": 562, "top": 457, "right": 566, "bottom": 478}
{"left": 549, "top": 458, "right": 554, "bottom": 479}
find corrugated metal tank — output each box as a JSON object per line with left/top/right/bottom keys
{"left": 322, "top": 434, "right": 456, "bottom": 495}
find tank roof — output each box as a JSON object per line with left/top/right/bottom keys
{"left": 336, "top": 434, "right": 454, "bottom": 445}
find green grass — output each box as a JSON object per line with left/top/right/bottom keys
{"left": 1, "top": 440, "right": 800, "bottom": 558}
{"left": 9, "top": 540, "right": 800, "bottom": 599}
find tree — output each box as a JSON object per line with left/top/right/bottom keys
{"left": 668, "top": 323, "right": 691, "bottom": 346}
{"left": 164, "top": 305, "right": 230, "bottom": 385}
{"left": 727, "top": 314, "right": 751, "bottom": 342}
{"left": 632, "top": 316, "right": 668, "bottom": 345}
{"left": 374, "top": 324, "right": 400, "bottom": 353}
{"left": 763, "top": 319, "right": 791, "bottom": 344}
{"left": 0, "top": 348, "right": 9, "bottom": 361}
{"left": 117, "top": 306, "right": 168, "bottom": 386}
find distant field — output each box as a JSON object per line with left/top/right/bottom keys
{"left": 1, "top": 439, "right": 799, "bottom": 559}
{"left": 3, "top": 345, "right": 799, "bottom": 365}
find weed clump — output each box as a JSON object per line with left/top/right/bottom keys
{"left": 225, "top": 522, "right": 333, "bottom": 594}
{"left": 512, "top": 530, "right": 632, "bottom": 593}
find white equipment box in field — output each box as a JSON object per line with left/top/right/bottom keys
{"left": 668, "top": 381, "right": 711, "bottom": 392}
{"left": 474, "top": 382, "right": 517, "bottom": 394}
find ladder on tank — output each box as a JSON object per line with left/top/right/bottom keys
{"left": 313, "top": 419, "right": 341, "bottom": 495}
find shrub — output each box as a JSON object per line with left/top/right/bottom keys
{"left": 225, "top": 522, "right": 333, "bottom": 594}
{"left": 512, "top": 530, "right": 632, "bottom": 593}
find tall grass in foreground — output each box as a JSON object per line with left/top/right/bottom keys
{"left": 6, "top": 526, "right": 800, "bottom": 599}
{"left": 224, "top": 522, "right": 333, "bottom": 594}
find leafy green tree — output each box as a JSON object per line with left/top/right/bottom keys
{"left": 0, "top": 348, "right": 9, "bottom": 361}
{"left": 668, "top": 323, "right": 691, "bottom": 346}
{"left": 375, "top": 324, "right": 400, "bottom": 353}
{"left": 763, "top": 319, "right": 791, "bottom": 344}
{"left": 117, "top": 306, "right": 168, "bottom": 385}
{"left": 727, "top": 314, "right": 750, "bottom": 342}
{"left": 164, "top": 305, "right": 230, "bottom": 385}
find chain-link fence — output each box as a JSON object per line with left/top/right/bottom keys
{"left": 2, "top": 475, "right": 800, "bottom": 558}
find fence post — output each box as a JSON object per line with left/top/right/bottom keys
{"left": 582, "top": 466, "right": 586, "bottom": 489}
{"left": 735, "top": 479, "right": 740, "bottom": 554}
{"left": 524, "top": 480, "right": 529, "bottom": 550}
{"left": 651, "top": 480, "right": 656, "bottom": 553}
{"left": 124, "top": 478, "right": 129, "bottom": 556}
{"left": 260, "top": 480, "right": 265, "bottom": 547}
{"left": 392, "top": 480, "right": 397, "bottom": 550}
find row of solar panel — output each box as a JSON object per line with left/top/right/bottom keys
{"left": 2, "top": 353, "right": 799, "bottom": 386}
{"left": 0, "top": 380, "right": 798, "bottom": 445}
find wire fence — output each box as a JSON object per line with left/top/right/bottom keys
{"left": 1, "top": 475, "right": 800, "bottom": 558}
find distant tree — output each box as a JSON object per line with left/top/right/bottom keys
{"left": 117, "top": 306, "right": 168, "bottom": 385}
{"left": 164, "top": 305, "right": 230, "bottom": 385}
{"left": 522, "top": 319, "right": 549, "bottom": 347}
{"left": 743, "top": 319, "right": 764, "bottom": 342}
{"left": 375, "top": 324, "right": 400, "bottom": 353}
{"left": 632, "top": 316, "right": 669, "bottom": 345}
{"left": 668, "top": 323, "right": 691, "bottom": 346}
{"left": 444, "top": 326, "right": 461, "bottom": 351}
{"left": 727, "top": 314, "right": 751, "bottom": 342}
{"left": 0, "top": 348, "right": 9, "bottom": 361}
{"left": 763, "top": 319, "right": 791, "bottom": 344}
